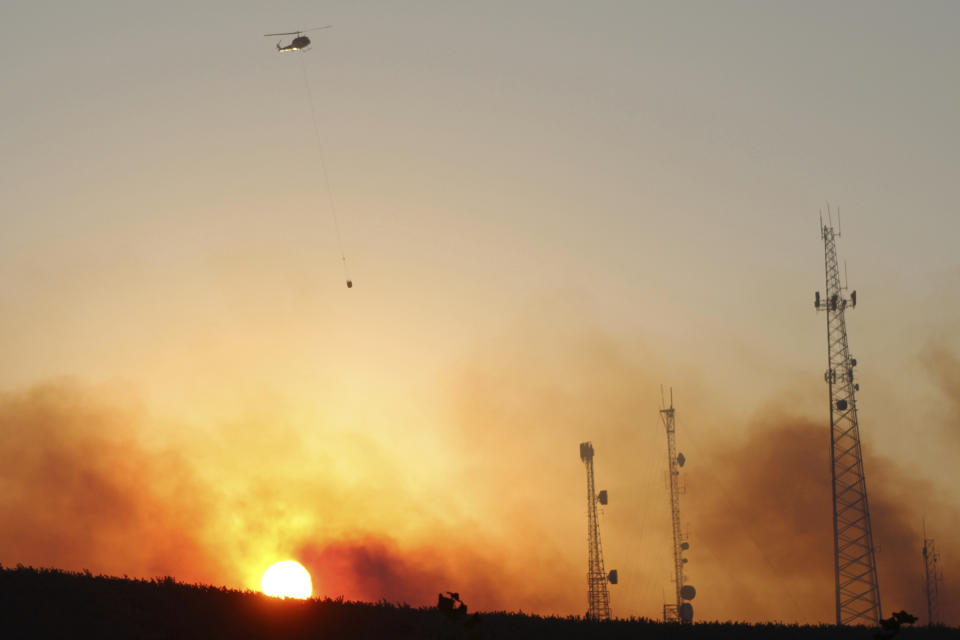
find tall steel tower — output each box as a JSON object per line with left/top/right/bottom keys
{"left": 815, "top": 217, "right": 882, "bottom": 626}
{"left": 580, "top": 441, "right": 617, "bottom": 620}
{"left": 922, "top": 522, "right": 942, "bottom": 626}
{"left": 660, "top": 390, "right": 695, "bottom": 623}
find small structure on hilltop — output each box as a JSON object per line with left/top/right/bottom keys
{"left": 437, "top": 591, "right": 467, "bottom": 617}
{"left": 875, "top": 610, "right": 917, "bottom": 640}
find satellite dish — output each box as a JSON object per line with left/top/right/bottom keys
{"left": 677, "top": 452, "right": 686, "bottom": 467}
{"left": 680, "top": 585, "right": 696, "bottom": 600}
{"left": 679, "top": 602, "right": 694, "bottom": 623}
{"left": 836, "top": 399, "right": 848, "bottom": 411}
{"left": 682, "top": 558, "right": 688, "bottom": 563}
{"left": 607, "top": 570, "right": 618, "bottom": 585}
{"left": 680, "top": 542, "right": 689, "bottom": 551}
{"left": 598, "top": 490, "right": 608, "bottom": 505}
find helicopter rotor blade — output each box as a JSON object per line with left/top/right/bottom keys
{"left": 263, "top": 26, "right": 331, "bottom": 37}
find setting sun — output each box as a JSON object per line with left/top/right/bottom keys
{"left": 261, "top": 561, "right": 313, "bottom": 599}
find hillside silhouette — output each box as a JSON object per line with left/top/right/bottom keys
{"left": 0, "top": 565, "right": 954, "bottom": 639}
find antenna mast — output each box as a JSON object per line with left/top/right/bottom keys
{"left": 580, "top": 442, "right": 616, "bottom": 620}
{"left": 814, "top": 219, "right": 881, "bottom": 625}
{"left": 660, "top": 389, "right": 695, "bottom": 623}
{"left": 922, "top": 523, "right": 942, "bottom": 626}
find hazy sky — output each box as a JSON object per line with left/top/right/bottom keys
{"left": 1, "top": 0, "right": 958, "bottom": 625}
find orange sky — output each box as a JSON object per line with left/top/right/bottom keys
{"left": 1, "top": 314, "right": 958, "bottom": 623}
{"left": 1, "top": 0, "right": 958, "bottom": 625}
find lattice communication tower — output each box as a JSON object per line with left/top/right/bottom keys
{"left": 815, "top": 215, "right": 881, "bottom": 626}
{"left": 660, "top": 389, "right": 695, "bottom": 623}
{"left": 922, "top": 523, "right": 942, "bottom": 626}
{"left": 580, "top": 442, "right": 617, "bottom": 620}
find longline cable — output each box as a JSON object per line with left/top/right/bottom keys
{"left": 298, "top": 52, "right": 352, "bottom": 288}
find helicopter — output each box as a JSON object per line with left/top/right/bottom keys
{"left": 264, "top": 26, "right": 331, "bottom": 53}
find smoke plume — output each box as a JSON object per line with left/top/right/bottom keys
{"left": 1, "top": 331, "right": 958, "bottom": 625}
{"left": 684, "top": 411, "right": 960, "bottom": 624}
{"left": 0, "top": 381, "right": 222, "bottom": 584}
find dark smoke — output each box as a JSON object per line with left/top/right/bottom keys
{"left": 683, "top": 416, "right": 833, "bottom": 622}
{"left": 0, "top": 381, "right": 222, "bottom": 584}
{"left": 296, "top": 533, "right": 588, "bottom": 613}
{"left": 685, "top": 411, "right": 960, "bottom": 625}
{"left": 924, "top": 345, "right": 960, "bottom": 441}
{"left": 297, "top": 537, "right": 469, "bottom": 605}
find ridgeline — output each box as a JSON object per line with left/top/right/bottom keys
{"left": 0, "top": 565, "right": 952, "bottom": 639}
